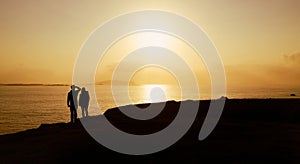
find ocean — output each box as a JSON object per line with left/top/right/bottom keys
{"left": 0, "top": 85, "right": 299, "bottom": 135}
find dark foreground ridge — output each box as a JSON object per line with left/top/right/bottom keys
{"left": 1, "top": 99, "right": 300, "bottom": 163}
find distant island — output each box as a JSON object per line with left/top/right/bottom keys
{"left": 0, "top": 81, "right": 166, "bottom": 86}
{"left": 0, "top": 83, "right": 69, "bottom": 86}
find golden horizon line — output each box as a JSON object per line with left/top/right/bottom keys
{"left": 0, "top": 82, "right": 177, "bottom": 86}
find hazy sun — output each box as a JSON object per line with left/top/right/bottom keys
{"left": 145, "top": 84, "right": 166, "bottom": 103}
{"left": 131, "top": 31, "right": 175, "bottom": 48}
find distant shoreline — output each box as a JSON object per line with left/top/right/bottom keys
{"left": 0, "top": 83, "right": 136, "bottom": 86}
{"left": 0, "top": 83, "right": 69, "bottom": 86}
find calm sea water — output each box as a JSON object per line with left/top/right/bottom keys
{"left": 0, "top": 85, "right": 299, "bottom": 135}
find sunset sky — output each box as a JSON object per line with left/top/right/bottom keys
{"left": 0, "top": 0, "right": 300, "bottom": 89}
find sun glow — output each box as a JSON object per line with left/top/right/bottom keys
{"left": 131, "top": 31, "right": 175, "bottom": 49}
{"left": 96, "top": 29, "right": 211, "bottom": 89}
{"left": 145, "top": 84, "right": 167, "bottom": 103}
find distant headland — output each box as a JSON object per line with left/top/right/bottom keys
{"left": 0, "top": 83, "right": 69, "bottom": 86}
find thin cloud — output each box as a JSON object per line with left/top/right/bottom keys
{"left": 283, "top": 52, "right": 300, "bottom": 66}
{"left": 225, "top": 63, "right": 300, "bottom": 89}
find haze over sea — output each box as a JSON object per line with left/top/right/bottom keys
{"left": 0, "top": 85, "right": 299, "bottom": 135}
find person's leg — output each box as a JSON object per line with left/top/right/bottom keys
{"left": 81, "top": 106, "right": 84, "bottom": 117}
{"left": 86, "top": 106, "right": 89, "bottom": 117}
{"left": 74, "top": 108, "right": 78, "bottom": 122}
{"left": 70, "top": 109, "right": 73, "bottom": 123}
{"left": 81, "top": 107, "right": 85, "bottom": 118}
{"left": 71, "top": 108, "right": 75, "bottom": 123}
{"left": 73, "top": 111, "right": 75, "bottom": 123}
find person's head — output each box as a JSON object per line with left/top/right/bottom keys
{"left": 71, "top": 85, "right": 75, "bottom": 90}
{"left": 82, "top": 87, "right": 86, "bottom": 91}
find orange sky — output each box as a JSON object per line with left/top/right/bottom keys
{"left": 0, "top": 0, "right": 300, "bottom": 89}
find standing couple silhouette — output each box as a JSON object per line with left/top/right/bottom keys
{"left": 67, "top": 85, "right": 90, "bottom": 123}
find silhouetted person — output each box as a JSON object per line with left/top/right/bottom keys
{"left": 67, "top": 85, "right": 81, "bottom": 123}
{"left": 79, "top": 87, "right": 90, "bottom": 118}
